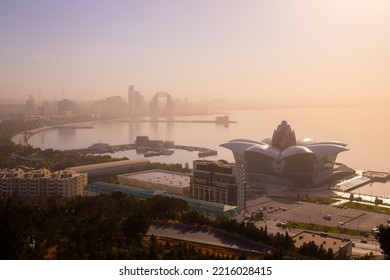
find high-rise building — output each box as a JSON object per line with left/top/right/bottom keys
{"left": 57, "top": 99, "right": 76, "bottom": 117}
{"left": 190, "top": 160, "right": 246, "bottom": 211}
{"left": 134, "top": 91, "right": 145, "bottom": 113}
{"left": 128, "top": 85, "right": 134, "bottom": 113}
{"left": 128, "top": 85, "right": 145, "bottom": 114}
{"left": 25, "top": 95, "right": 36, "bottom": 113}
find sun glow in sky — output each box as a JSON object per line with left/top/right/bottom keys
{"left": 0, "top": 0, "right": 389, "bottom": 105}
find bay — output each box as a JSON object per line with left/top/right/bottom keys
{"left": 27, "top": 106, "right": 390, "bottom": 172}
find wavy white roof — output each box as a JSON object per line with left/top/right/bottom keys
{"left": 246, "top": 144, "right": 280, "bottom": 160}
{"left": 279, "top": 146, "right": 314, "bottom": 160}
{"left": 229, "top": 139, "right": 264, "bottom": 145}
{"left": 260, "top": 137, "right": 272, "bottom": 145}
{"left": 297, "top": 138, "right": 316, "bottom": 146}
{"left": 305, "top": 144, "right": 348, "bottom": 160}
{"left": 220, "top": 141, "right": 257, "bottom": 155}
{"left": 307, "top": 141, "right": 347, "bottom": 147}
{"left": 221, "top": 137, "right": 348, "bottom": 162}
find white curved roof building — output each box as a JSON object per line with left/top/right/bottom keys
{"left": 220, "top": 121, "right": 354, "bottom": 187}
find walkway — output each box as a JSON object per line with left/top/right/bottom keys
{"left": 335, "top": 175, "right": 371, "bottom": 191}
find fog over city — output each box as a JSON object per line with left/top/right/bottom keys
{"left": 1, "top": 0, "right": 390, "bottom": 264}
{"left": 1, "top": 0, "right": 389, "bottom": 107}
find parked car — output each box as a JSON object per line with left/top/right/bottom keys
{"left": 323, "top": 214, "right": 332, "bottom": 220}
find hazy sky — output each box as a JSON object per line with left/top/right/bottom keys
{"left": 0, "top": 0, "right": 389, "bottom": 105}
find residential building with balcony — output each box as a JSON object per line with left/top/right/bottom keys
{"left": 0, "top": 168, "right": 87, "bottom": 197}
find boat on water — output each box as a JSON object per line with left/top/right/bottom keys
{"left": 198, "top": 150, "right": 217, "bottom": 157}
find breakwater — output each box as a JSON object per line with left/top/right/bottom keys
{"left": 70, "top": 142, "right": 218, "bottom": 159}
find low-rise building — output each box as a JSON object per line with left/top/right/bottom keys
{"left": 84, "top": 181, "right": 240, "bottom": 217}
{"left": 118, "top": 169, "right": 190, "bottom": 196}
{"left": 68, "top": 158, "right": 150, "bottom": 179}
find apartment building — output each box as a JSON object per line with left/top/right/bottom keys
{"left": 0, "top": 168, "right": 87, "bottom": 197}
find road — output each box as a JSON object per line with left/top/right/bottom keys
{"left": 147, "top": 221, "right": 270, "bottom": 253}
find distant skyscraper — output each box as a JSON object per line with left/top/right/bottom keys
{"left": 57, "top": 99, "right": 75, "bottom": 117}
{"left": 134, "top": 91, "right": 145, "bottom": 113}
{"left": 128, "top": 85, "right": 145, "bottom": 114}
{"left": 128, "top": 85, "right": 134, "bottom": 113}
{"left": 25, "top": 95, "right": 36, "bottom": 113}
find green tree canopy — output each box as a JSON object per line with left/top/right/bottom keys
{"left": 375, "top": 224, "right": 390, "bottom": 259}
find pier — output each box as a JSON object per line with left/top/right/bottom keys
{"left": 333, "top": 170, "right": 390, "bottom": 192}
{"left": 70, "top": 137, "right": 218, "bottom": 159}
{"left": 122, "top": 115, "right": 237, "bottom": 125}
{"left": 363, "top": 171, "right": 390, "bottom": 181}
{"left": 335, "top": 175, "right": 372, "bottom": 192}
{"left": 126, "top": 119, "right": 237, "bottom": 124}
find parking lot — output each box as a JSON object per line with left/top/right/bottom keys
{"left": 246, "top": 195, "right": 390, "bottom": 233}
{"left": 242, "top": 194, "right": 388, "bottom": 257}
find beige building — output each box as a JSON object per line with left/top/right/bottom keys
{"left": 47, "top": 170, "right": 88, "bottom": 197}
{"left": 0, "top": 168, "right": 24, "bottom": 195}
{"left": 19, "top": 168, "right": 50, "bottom": 196}
{"left": 0, "top": 168, "right": 87, "bottom": 197}
{"left": 191, "top": 160, "right": 246, "bottom": 210}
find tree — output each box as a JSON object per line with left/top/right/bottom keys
{"left": 147, "top": 196, "right": 188, "bottom": 220}
{"left": 121, "top": 209, "right": 150, "bottom": 242}
{"left": 298, "top": 241, "right": 333, "bottom": 260}
{"left": 375, "top": 224, "right": 390, "bottom": 259}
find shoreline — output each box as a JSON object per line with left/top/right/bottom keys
{"left": 11, "top": 121, "right": 98, "bottom": 147}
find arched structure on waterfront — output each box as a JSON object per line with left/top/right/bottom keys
{"left": 150, "top": 92, "right": 174, "bottom": 116}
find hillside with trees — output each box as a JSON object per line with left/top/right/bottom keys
{"left": 0, "top": 192, "right": 302, "bottom": 260}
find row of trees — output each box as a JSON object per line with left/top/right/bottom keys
{"left": 1, "top": 192, "right": 253, "bottom": 260}
{"left": 0, "top": 193, "right": 189, "bottom": 259}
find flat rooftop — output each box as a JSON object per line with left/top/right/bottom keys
{"left": 69, "top": 158, "right": 150, "bottom": 172}
{"left": 293, "top": 231, "right": 351, "bottom": 254}
{"left": 85, "top": 182, "right": 240, "bottom": 217}
{"left": 118, "top": 169, "right": 190, "bottom": 189}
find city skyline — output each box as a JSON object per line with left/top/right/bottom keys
{"left": 1, "top": 0, "right": 389, "bottom": 106}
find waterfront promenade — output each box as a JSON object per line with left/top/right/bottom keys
{"left": 12, "top": 123, "right": 94, "bottom": 146}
